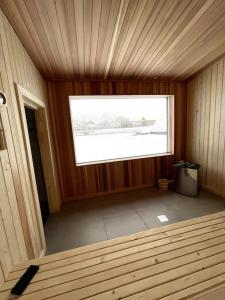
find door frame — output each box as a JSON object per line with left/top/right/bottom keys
{"left": 15, "top": 83, "right": 61, "bottom": 255}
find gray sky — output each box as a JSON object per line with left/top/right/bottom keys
{"left": 70, "top": 96, "right": 167, "bottom": 123}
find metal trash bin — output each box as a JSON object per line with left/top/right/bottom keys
{"left": 174, "top": 161, "right": 200, "bottom": 196}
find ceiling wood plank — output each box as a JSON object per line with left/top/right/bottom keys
{"left": 1, "top": 0, "right": 225, "bottom": 80}
{"left": 104, "top": 0, "right": 128, "bottom": 79}
{"left": 119, "top": 0, "right": 179, "bottom": 78}
{"left": 134, "top": 0, "right": 203, "bottom": 78}
{"left": 143, "top": 0, "right": 219, "bottom": 77}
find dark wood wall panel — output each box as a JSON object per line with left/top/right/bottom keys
{"left": 48, "top": 81, "right": 186, "bottom": 201}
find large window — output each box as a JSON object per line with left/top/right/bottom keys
{"left": 69, "top": 96, "right": 174, "bottom": 166}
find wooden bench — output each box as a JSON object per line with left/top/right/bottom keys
{"left": 1, "top": 211, "right": 225, "bottom": 299}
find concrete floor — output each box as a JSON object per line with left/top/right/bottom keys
{"left": 44, "top": 187, "right": 225, "bottom": 254}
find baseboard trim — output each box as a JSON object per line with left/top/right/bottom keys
{"left": 201, "top": 184, "right": 225, "bottom": 199}
{"left": 63, "top": 184, "right": 156, "bottom": 202}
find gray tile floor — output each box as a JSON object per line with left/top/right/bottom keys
{"left": 44, "top": 187, "right": 225, "bottom": 254}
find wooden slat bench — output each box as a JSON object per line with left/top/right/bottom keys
{"left": 1, "top": 211, "right": 225, "bottom": 299}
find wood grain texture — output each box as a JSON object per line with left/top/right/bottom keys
{"left": 191, "top": 284, "right": 225, "bottom": 300}
{"left": 1, "top": 211, "right": 225, "bottom": 299}
{"left": 0, "top": 264, "right": 3, "bottom": 289}
{"left": 47, "top": 80, "right": 186, "bottom": 201}
{"left": 1, "top": 0, "right": 225, "bottom": 80}
{"left": 187, "top": 56, "right": 225, "bottom": 198}
{"left": 0, "top": 7, "right": 58, "bottom": 282}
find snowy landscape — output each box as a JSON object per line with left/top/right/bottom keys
{"left": 74, "top": 132, "right": 167, "bottom": 164}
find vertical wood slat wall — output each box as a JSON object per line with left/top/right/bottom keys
{"left": 0, "top": 8, "right": 49, "bottom": 283}
{"left": 187, "top": 57, "right": 225, "bottom": 197}
{"left": 48, "top": 81, "right": 186, "bottom": 201}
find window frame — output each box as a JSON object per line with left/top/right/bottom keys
{"left": 69, "top": 95, "right": 175, "bottom": 166}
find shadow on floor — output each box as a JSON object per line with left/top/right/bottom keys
{"left": 44, "top": 187, "right": 225, "bottom": 254}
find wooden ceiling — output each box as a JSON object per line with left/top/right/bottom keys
{"left": 1, "top": 0, "right": 225, "bottom": 80}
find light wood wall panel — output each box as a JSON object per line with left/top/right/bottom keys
{"left": 1, "top": 0, "right": 225, "bottom": 81}
{"left": 0, "top": 8, "right": 54, "bottom": 282}
{"left": 187, "top": 57, "right": 225, "bottom": 197}
{"left": 0, "top": 264, "right": 3, "bottom": 288}
{"left": 48, "top": 80, "right": 186, "bottom": 201}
